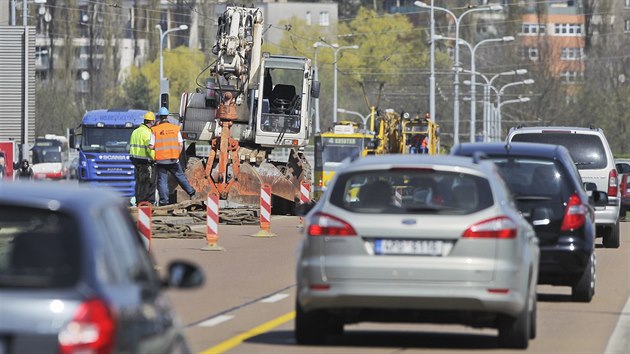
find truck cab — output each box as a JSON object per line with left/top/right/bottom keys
{"left": 70, "top": 109, "right": 148, "bottom": 198}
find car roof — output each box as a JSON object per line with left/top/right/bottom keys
{"left": 509, "top": 126, "right": 602, "bottom": 134}
{"left": 0, "top": 181, "right": 125, "bottom": 213}
{"left": 453, "top": 142, "right": 568, "bottom": 159}
{"left": 340, "top": 154, "right": 495, "bottom": 175}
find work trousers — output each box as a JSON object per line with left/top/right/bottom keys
{"left": 156, "top": 162, "right": 195, "bottom": 206}
{"left": 133, "top": 162, "right": 157, "bottom": 205}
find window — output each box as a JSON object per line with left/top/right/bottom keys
{"left": 319, "top": 11, "right": 329, "bottom": 26}
{"left": 625, "top": 19, "right": 630, "bottom": 33}
{"left": 625, "top": 0, "right": 630, "bottom": 9}
{"left": 521, "top": 23, "right": 545, "bottom": 35}
{"left": 560, "top": 47, "right": 584, "bottom": 60}
{"left": 520, "top": 47, "right": 539, "bottom": 60}
{"left": 305, "top": 11, "right": 311, "bottom": 26}
{"left": 560, "top": 70, "right": 583, "bottom": 84}
{"left": 554, "top": 23, "right": 583, "bottom": 36}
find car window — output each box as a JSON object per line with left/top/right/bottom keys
{"left": 510, "top": 133, "right": 607, "bottom": 170}
{"left": 330, "top": 169, "right": 494, "bottom": 214}
{"left": 489, "top": 157, "right": 574, "bottom": 200}
{"left": 98, "top": 207, "right": 159, "bottom": 287}
{"left": 0, "top": 206, "right": 81, "bottom": 288}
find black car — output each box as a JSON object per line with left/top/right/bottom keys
{"left": 0, "top": 182, "right": 203, "bottom": 353}
{"left": 452, "top": 142, "right": 608, "bottom": 302}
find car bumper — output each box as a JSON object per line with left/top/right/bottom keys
{"left": 538, "top": 240, "right": 591, "bottom": 285}
{"left": 595, "top": 203, "right": 620, "bottom": 226}
{"left": 298, "top": 278, "right": 527, "bottom": 319}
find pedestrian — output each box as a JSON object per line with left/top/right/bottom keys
{"left": 150, "top": 107, "right": 196, "bottom": 206}
{"left": 130, "top": 111, "right": 157, "bottom": 205}
{"left": 16, "top": 159, "right": 33, "bottom": 180}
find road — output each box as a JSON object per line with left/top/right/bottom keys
{"left": 152, "top": 217, "right": 630, "bottom": 354}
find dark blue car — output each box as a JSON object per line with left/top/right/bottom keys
{"left": 0, "top": 182, "right": 203, "bottom": 353}
{"left": 452, "top": 142, "right": 608, "bottom": 302}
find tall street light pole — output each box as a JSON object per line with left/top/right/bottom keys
{"left": 414, "top": 1, "right": 503, "bottom": 146}
{"left": 497, "top": 96, "right": 531, "bottom": 138}
{"left": 156, "top": 24, "right": 188, "bottom": 109}
{"left": 333, "top": 45, "right": 359, "bottom": 124}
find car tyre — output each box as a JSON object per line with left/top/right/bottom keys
{"left": 295, "top": 301, "right": 328, "bottom": 345}
{"left": 603, "top": 222, "right": 620, "bottom": 248}
{"left": 498, "top": 294, "right": 530, "bottom": 349}
{"left": 572, "top": 252, "right": 595, "bottom": 302}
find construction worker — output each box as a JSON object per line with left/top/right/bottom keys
{"left": 130, "top": 111, "right": 157, "bottom": 205}
{"left": 150, "top": 107, "right": 196, "bottom": 206}
{"left": 420, "top": 135, "right": 428, "bottom": 154}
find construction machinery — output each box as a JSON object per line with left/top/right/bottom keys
{"left": 179, "top": 6, "right": 319, "bottom": 212}
{"left": 401, "top": 113, "right": 440, "bottom": 155}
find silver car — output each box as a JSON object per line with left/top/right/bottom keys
{"left": 295, "top": 155, "right": 539, "bottom": 349}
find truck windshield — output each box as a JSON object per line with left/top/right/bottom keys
{"left": 81, "top": 127, "right": 134, "bottom": 153}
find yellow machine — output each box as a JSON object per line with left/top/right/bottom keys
{"left": 313, "top": 121, "right": 373, "bottom": 198}
{"left": 401, "top": 113, "right": 440, "bottom": 155}
{"left": 362, "top": 108, "right": 405, "bottom": 156}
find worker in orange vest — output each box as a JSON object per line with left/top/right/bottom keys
{"left": 149, "top": 107, "right": 196, "bottom": 206}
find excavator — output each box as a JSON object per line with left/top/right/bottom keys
{"left": 178, "top": 6, "right": 320, "bottom": 213}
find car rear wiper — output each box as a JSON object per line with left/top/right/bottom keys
{"left": 515, "top": 195, "right": 553, "bottom": 201}
{"left": 575, "top": 161, "right": 593, "bottom": 166}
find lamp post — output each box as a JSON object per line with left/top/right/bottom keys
{"left": 313, "top": 41, "right": 336, "bottom": 133}
{"left": 337, "top": 108, "right": 370, "bottom": 130}
{"left": 497, "top": 96, "right": 531, "bottom": 139}
{"left": 414, "top": 1, "right": 503, "bottom": 145}
{"left": 156, "top": 23, "right": 188, "bottom": 108}
{"left": 495, "top": 79, "right": 534, "bottom": 140}
{"left": 333, "top": 45, "right": 359, "bottom": 123}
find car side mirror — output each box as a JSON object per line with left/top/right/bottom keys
{"left": 311, "top": 81, "right": 321, "bottom": 99}
{"left": 589, "top": 191, "right": 608, "bottom": 207}
{"left": 295, "top": 200, "right": 316, "bottom": 216}
{"left": 616, "top": 163, "right": 630, "bottom": 174}
{"left": 163, "top": 260, "right": 204, "bottom": 289}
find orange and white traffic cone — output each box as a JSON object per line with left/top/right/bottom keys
{"left": 252, "top": 183, "right": 277, "bottom": 237}
{"left": 201, "top": 192, "right": 225, "bottom": 251}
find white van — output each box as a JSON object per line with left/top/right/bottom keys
{"left": 507, "top": 126, "right": 620, "bottom": 248}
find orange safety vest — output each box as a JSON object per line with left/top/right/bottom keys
{"left": 151, "top": 122, "right": 181, "bottom": 161}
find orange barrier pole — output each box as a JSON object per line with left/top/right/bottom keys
{"left": 297, "top": 181, "right": 311, "bottom": 228}
{"left": 201, "top": 192, "right": 224, "bottom": 251}
{"left": 252, "top": 183, "right": 277, "bottom": 237}
{"left": 137, "top": 202, "right": 152, "bottom": 252}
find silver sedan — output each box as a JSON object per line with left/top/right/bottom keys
{"left": 295, "top": 154, "right": 539, "bottom": 349}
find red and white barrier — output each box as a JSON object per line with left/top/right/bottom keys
{"left": 300, "top": 180, "right": 311, "bottom": 204}
{"left": 394, "top": 187, "right": 403, "bottom": 207}
{"left": 202, "top": 192, "right": 224, "bottom": 251}
{"left": 136, "top": 202, "right": 152, "bottom": 252}
{"left": 252, "top": 183, "right": 276, "bottom": 237}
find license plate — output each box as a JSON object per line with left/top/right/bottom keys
{"left": 374, "top": 239, "right": 444, "bottom": 256}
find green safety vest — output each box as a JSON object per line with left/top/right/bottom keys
{"left": 129, "top": 124, "right": 155, "bottom": 161}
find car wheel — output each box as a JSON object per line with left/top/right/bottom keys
{"left": 603, "top": 222, "right": 620, "bottom": 248}
{"left": 295, "top": 301, "right": 328, "bottom": 345}
{"left": 498, "top": 292, "right": 530, "bottom": 349}
{"left": 572, "top": 252, "right": 595, "bottom": 302}
{"left": 529, "top": 293, "right": 537, "bottom": 339}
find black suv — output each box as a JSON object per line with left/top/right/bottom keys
{"left": 452, "top": 142, "right": 608, "bottom": 302}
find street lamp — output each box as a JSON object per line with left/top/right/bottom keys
{"left": 337, "top": 108, "right": 370, "bottom": 130}
{"left": 414, "top": 1, "right": 503, "bottom": 145}
{"left": 156, "top": 23, "right": 188, "bottom": 108}
{"left": 497, "top": 96, "right": 531, "bottom": 139}
{"left": 333, "top": 45, "right": 359, "bottom": 123}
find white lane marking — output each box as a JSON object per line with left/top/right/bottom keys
{"left": 604, "top": 295, "right": 630, "bottom": 353}
{"left": 198, "top": 315, "right": 234, "bottom": 327}
{"left": 260, "top": 293, "right": 289, "bottom": 303}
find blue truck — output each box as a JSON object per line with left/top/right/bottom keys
{"left": 69, "top": 109, "right": 149, "bottom": 199}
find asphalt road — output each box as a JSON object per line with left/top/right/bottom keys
{"left": 152, "top": 217, "right": 630, "bottom": 354}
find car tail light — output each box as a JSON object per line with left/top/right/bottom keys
{"left": 59, "top": 299, "right": 116, "bottom": 354}
{"left": 462, "top": 216, "right": 517, "bottom": 239}
{"left": 609, "top": 169, "right": 618, "bottom": 196}
{"left": 561, "top": 193, "right": 587, "bottom": 231}
{"left": 308, "top": 212, "right": 357, "bottom": 237}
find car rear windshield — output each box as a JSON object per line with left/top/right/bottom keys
{"left": 0, "top": 206, "right": 81, "bottom": 288}
{"left": 488, "top": 157, "right": 574, "bottom": 200}
{"left": 329, "top": 169, "right": 494, "bottom": 214}
{"left": 510, "top": 133, "right": 606, "bottom": 170}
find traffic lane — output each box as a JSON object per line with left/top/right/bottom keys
{"left": 160, "top": 219, "right": 630, "bottom": 353}
{"left": 151, "top": 216, "right": 303, "bottom": 323}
